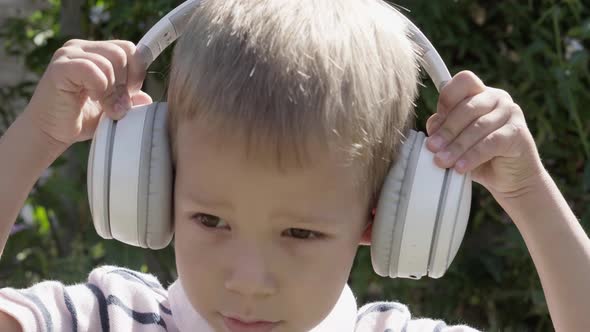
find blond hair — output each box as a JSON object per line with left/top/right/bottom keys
{"left": 168, "top": 0, "right": 421, "bottom": 204}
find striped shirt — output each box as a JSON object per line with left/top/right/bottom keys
{"left": 0, "top": 265, "right": 479, "bottom": 331}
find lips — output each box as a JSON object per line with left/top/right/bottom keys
{"left": 221, "top": 314, "right": 281, "bottom": 332}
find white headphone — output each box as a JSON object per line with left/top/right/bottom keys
{"left": 87, "top": 0, "right": 472, "bottom": 280}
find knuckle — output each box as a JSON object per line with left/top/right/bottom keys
{"left": 450, "top": 139, "right": 467, "bottom": 155}
{"left": 106, "top": 44, "right": 128, "bottom": 69}
{"left": 438, "top": 92, "right": 454, "bottom": 110}
{"left": 509, "top": 121, "right": 527, "bottom": 138}
{"left": 463, "top": 100, "right": 478, "bottom": 113}
{"left": 53, "top": 46, "right": 75, "bottom": 59}
{"left": 490, "top": 88, "right": 512, "bottom": 102}
{"left": 455, "top": 70, "right": 485, "bottom": 91}
{"left": 113, "top": 40, "right": 136, "bottom": 53}
{"left": 52, "top": 48, "right": 66, "bottom": 60}
{"left": 507, "top": 102, "right": 523, "bottom": 116}
{"left": 63, "top": 39, "right": 82, "bottom": 47}
{"left": 472, "top": 118, "right": 488, "bottom": 131}
{"left": 455, "top": 70, "right": 478, "bottom": 85}
{"left": 455, "top": 70, "right": 476, "bottom": 81}
{"left": 482, "top": 131, "right": 501, "bottom": 150}
{"left": 437, "top": 126, "right": 457, "bottom": 142}
{"left": 495, "top": 88, "right": 513, "bottom": 101}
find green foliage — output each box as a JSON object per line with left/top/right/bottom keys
{"left": 0, "top": 1, "right": 588, "bottom": 330}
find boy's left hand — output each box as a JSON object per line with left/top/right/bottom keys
{"left": 425, "top": 71, "right": 545, "bottom": 200}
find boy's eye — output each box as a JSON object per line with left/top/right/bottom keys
{"left": 192, "top": 214, "right": 322, "bottom": 240}
{"left": 193, "top": 213, "right": 228, "bottom": 229}
{"left": 283, "top": 228, "right": 322, "bottom": 240}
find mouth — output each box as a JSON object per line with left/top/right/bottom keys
{"left": 221, "top": 313, "right": 281, "bottom": 332}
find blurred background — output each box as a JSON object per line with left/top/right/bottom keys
{"left": 0, "top": 1, "right": 588, "bottom": 331}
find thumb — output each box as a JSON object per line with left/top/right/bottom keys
{"left": 131, "top": 90, "right": 153, "bottom": 106}
{"left": 104, "top": 89, "right": 152, "bottom": 121}
{"left": 104, "top": 86, "right": 132, "bottom": 121}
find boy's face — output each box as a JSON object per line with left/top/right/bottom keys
{"left": 173, "top": 119, "right": 370, "bottom": 332}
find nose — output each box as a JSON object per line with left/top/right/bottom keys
{"left": 224, "top": 244, "right": 278, "bottom": 297}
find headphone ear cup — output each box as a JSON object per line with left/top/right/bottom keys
{"left": 371, "top": 130, "right": 471, "bottom": 279}
{"left": 87, "top": 103, "right": 173, "bottom": 249}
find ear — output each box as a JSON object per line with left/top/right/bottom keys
{"left": 359, "top": 207, "right": 376, "bottom": 246}
{"left": 359, "top": 221, "right": 372, "bottom": 246}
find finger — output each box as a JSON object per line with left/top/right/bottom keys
{"left": 131, "top": 90, "right": 153, "bottom": 106}
{"left": 452, "top": 123, "right": 517, "bottom": 174}
{"left": 55, "top": 49, "right": 116, "bottom": 99}
{"left": 51, "top": 56, "right": 109, "bottom": 101}
{"left": 427, "top": 87, "right": 499, "bottom": 152}
{"left": 76, "top": 44, "right": 130, "bottom": 110}
{"left": 68, "top": 40, "right": 129, "bottom": 86}
{"left": 437, "top": 70, "right": 486, "bottom": 116}
{"left": 425, "top": 113, "right": 444, "bottom": 136}
{"left": 110, "top": 40, "right": 147, "bottom": 93}
{"left": 101, "top": 40, "right": 149, "bottom": 119}
{"left": 433, "top": 102, "right": 511, "bottom": 169}
{"left": 62, "top": 40, "right": 134, "bottom": 119}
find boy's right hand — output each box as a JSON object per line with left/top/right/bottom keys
{"left": 24, "top": 39, "right": 153, "bottom": 148}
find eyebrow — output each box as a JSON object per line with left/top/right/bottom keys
{"left": 271, "top": 209, "right": 342, "bottom": 226}
{"left": 184, "top": 192, "right": 342, "bottom": 226}
{"left": 184, "top": 192, "right": 234, "bottom": 211}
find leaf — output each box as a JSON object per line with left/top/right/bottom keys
{"left": 33, "top": 206, "right": 50, "bottom": 236}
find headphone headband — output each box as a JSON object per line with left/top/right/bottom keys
{"left": 135, "top": 0, "right": 451, "bottom": 92}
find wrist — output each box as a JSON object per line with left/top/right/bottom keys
{"left": 12, "top": 111, "right": 70, "bottom": 166}
{"left": 21, "top": 109, "right": 71, "bottom": 158}
{"left": 490, "top": 157, "right": 548, "bottom": 202}
{"left": 494, "top": 169, "right": 565, "bottom": 228}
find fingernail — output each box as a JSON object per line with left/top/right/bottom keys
{"left": 428, "top": 135, "right": 445, "bottom": 151}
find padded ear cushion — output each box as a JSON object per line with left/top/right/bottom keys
{"left": 88, "top": 113, "right": 116, "bottom": 240}
{"left": 371, "top": 130, "right": 422, "bottom": 278}
{"left": 140, "top": 103, "right": 174, "bottom": 249}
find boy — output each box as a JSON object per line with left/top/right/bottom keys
{"left": 0, "top": 0, "right": 589, "bottom": 331}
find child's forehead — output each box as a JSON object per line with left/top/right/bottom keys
{"left": 174, "top": 115, "right": 361, "bottom": 174}
{"left": 174, "top": 118, "right": 369, "bottom": 199}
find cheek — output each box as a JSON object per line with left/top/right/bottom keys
{"left": 281, "top": 240, "right": 358, "bottom": 330}
{"left": 175, "top": 219, "right": 223, "bottom": 277}
{"left": 174, "top": 222, "right": 227, "bottom": 320}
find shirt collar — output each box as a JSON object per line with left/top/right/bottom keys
{"left": 168, "top": 279, "right": 358, "bottom": 332}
